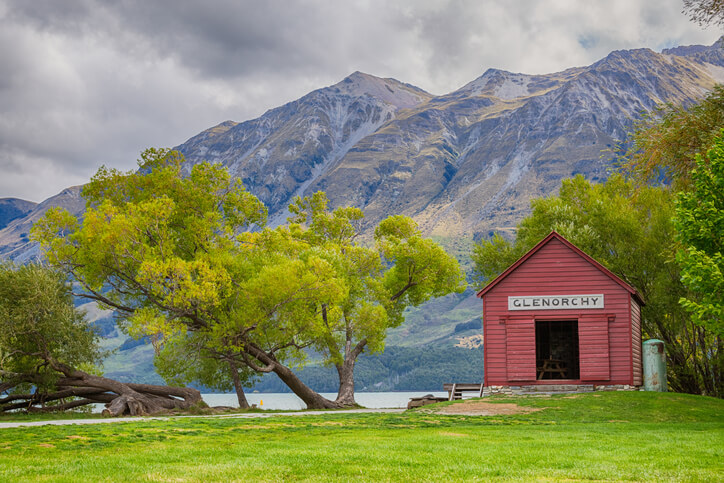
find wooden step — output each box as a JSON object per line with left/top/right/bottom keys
{"left": 443, "top": 383, "right": 484, "bottom": 400}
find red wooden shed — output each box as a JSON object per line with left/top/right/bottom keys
{"left": 477, "top": 231, "right": 644, "bottom": 393}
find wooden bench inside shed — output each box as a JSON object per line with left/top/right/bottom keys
{"left": 443, "top": 383, "right": 484, "bottom": 400}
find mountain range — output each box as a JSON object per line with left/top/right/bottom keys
{"left": 176, "top": 38, "right": 724, "bottom": 242}
{"left": 3, "top": 38, "right": 723, "bottom": 267}
{"left": 1, "top": 38, "right": 722, "bottom": 364}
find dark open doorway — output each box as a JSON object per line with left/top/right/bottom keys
{"left": 535, "top": 319, "right": 580, "bottom": 380}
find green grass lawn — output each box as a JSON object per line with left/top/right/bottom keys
{"left": 0, "top": 392, "right": 722, "bottom": 481}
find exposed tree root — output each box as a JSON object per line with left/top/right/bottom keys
{"left": 1, "top": 365, "right": 204, "bottom": 417}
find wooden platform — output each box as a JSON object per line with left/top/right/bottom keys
{"left": 442, "top": 383, "right": 484, "bottom": 400}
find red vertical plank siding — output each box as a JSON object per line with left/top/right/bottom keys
{"left": 481, "top": 235, "right": 638, "bottom": 386}
{"left": 579, "top": 316, "right": 610, "bottom": 380}
{"left": 505, "top": 318, "right": 536, "bottom": 381}
{"left": 483, "top": 299, "right": 489, "bottom": 386}
{"left": 483, "top": 311, "right": 509, "bottom": 385}
{"left": 631, "top": 300, "right": 643, "bottom": 385}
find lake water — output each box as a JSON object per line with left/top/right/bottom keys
{"left": 203, "top": 391, "right": 448, "bottom": 410}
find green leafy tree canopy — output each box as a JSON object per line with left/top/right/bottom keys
{"left": 0, "top": 263, "right": 101, "bottom": 393}
{"left": 674, "top": 132, "right": 724, "bottom": 336}
{"left": 287, "top": 192, "right": 467, "bottom": 405}
{"left": 32, "top": 148, "right": 347, "bottom": 409}
{"left": 619, "top": 85, "right": 724, "bottom": 190}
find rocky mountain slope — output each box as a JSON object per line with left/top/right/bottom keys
{"left": 0, "top": 187, "right": 84, "bottom": 262}
{"left": 178, "top": 72, "right": 433, "bottom": 222}
{"left": 176, "top": 39, "right": 724, "bottom": 241}
{"left": 2, "top": 40, "right": 723, "bottom": 263}
{"left": 0, "top": 198, "right": 36, "bottom": 231}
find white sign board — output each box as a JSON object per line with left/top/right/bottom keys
{"left": 508, "top": 294, "right": 604, "bottom": 311}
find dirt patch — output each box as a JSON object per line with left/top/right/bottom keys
{"left": 438, "top": 431, "right": 468, "bottom": 437}
{"left": 437, "top": 401, "right": 543, "bottom": 416}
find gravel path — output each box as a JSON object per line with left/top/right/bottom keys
{"left": 0, "top": 408, "right": 405, "bottom": 429}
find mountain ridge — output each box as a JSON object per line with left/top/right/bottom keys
{"left": 0, "top": 198, "right": 37, "bottom": 232}
{"left": 0, "top": 187, "right": 84, "bottom": 262}
{"left": 1, "top": 38, "right": 723, "bottom": 263}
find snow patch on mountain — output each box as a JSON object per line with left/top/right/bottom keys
{"left": 493, "top": 76, "right": 531, "bottom": 99}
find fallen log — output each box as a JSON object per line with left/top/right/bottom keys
{"left": 1, "top": 365, "right": 204, "bottom": 416}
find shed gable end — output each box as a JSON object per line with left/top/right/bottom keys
{"left": 492, "top": 237, "right": 624, "bottom": 298}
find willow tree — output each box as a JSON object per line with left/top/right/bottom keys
{"left": 620, "top": 84, "right": 724, "bottom": 190}
{"left": 32, "top": 148, "right": 347, "bottom": 409}
{"left": 154, "top": 331, "right": 259, "bottom": 409}
{"left": 614, "top": 84, "right": 724, "bottom": 396}
{"left": 0, "top": 263, "right": 203, "bottom": 415}
{"left": 288, "top": 193, "right": 466, "bottom": 406}
{"left": 683, "top": 0, "right": 724, "bottom": 26}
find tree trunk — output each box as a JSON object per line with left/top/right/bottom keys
{"left": 28, "top": 398, "right": 104, "bottom": 412}
{"left": 228, "top": 360, "right": 250, "bottom": 409}
{"left": 272, "top": 362, "right": 340, "bottom": 409}
{"left": 334, "top": 338, "right": 368, "bottom": 407}
{"left": 243, "top": 344, "right": 340, "bottom": 409}
{"left": 335, "top": 358, "right": 357, "bottom": 407}
{"left": 1, "top": 371, "right": 204, "bottom": 416}
{"left": 51, "top": 363, "right": 204, "bottom": 416}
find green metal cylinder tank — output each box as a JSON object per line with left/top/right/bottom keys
{"left": 643, "top": 339, "right": 667, "bottom": 392}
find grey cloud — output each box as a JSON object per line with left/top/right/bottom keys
{"left": 0, "top": 0, "right": 719, "bottom": 202}
{"left": 5, "top": 1, "right": 405, "bottom": 79}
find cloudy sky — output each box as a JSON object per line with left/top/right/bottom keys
{"left": 0, "top": 0, "right": 720, "bottom": 202}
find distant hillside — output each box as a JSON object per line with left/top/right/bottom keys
{"left": 0, "top": 198, "right": 36, "bottom": 231}
{"left": 0, "top": 187, "right": 84, "bottom": 263}
{"left": 249, "top": 345, "right": 483, "bottom": 393}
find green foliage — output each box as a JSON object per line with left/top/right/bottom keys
{"left": 471, "top": 232, "right": 520, "bottom": 286}
{"left": 619, "top": 84, "right": 724, "bottom": 190}
{"left": 31, "top": 148, "right": 465, "bottom": 405}
{"left": 472, "top": 174, "right": 677, "bottom": 295}
{"left": 287, "top": 192, "right": 466, "bottom": 399}
{"left": 472, "top": 174, "right": 723, "bottom": 397}
{"left": 0, "top": 264, "right": 101, "bottom": 393}
{"left": 615, "top": 86, "right": 724, "bottom": 395}
{"left": 154, "top": 332, "right": 257, "bottom": 393}
{"left": 675, "top": 133, "right": 724, "bottom": 336}
{"left": 31, "top": 149, "right": 345, "bottom": 401}
{"left": 376, "top": 215, "right": 466, "bottom": 312}
{"left": 683, "top": 0, "right": 724, "bottom": 26}
{"left": 32, "top": 148, "right": 267, "bottom": 330}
